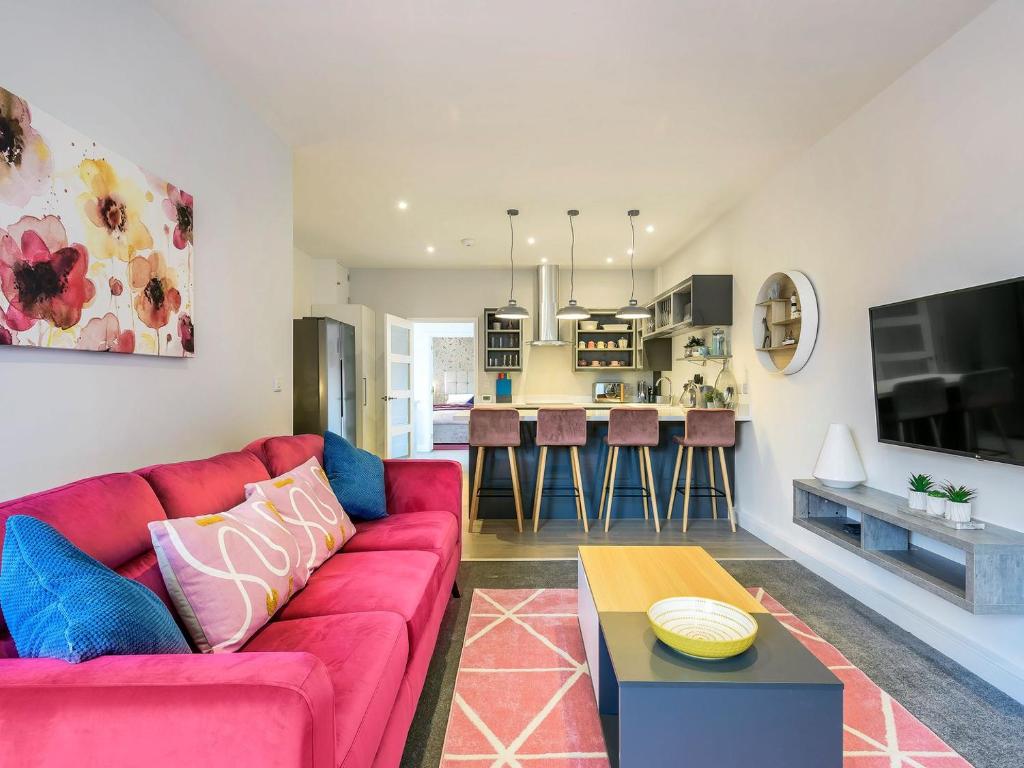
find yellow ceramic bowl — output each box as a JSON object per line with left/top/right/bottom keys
{"left": 647, "top": 597, "right": 758, "bottom": 660}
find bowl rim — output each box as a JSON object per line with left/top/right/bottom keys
{"left": 647, "top": 596, "right": 758, "bottom": 641}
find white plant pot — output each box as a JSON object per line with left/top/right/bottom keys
{"left": 925, "top": 495, "right": 947, "bottom": 518}
{"left": 946, "top": 501, "right": 972, "bottom": 523}
{"left": 907, "top": 490, "right": 927, "bottom": 511}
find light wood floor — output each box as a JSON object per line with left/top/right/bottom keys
{"left": 462, "top": 517, "right": 784, "bottom": 560}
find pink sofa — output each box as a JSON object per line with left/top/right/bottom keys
{"left": 0, "top": 434, "right": 462, "bottom": 768}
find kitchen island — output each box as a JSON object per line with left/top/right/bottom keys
{"left": 469, "top": 404, "right": 750, "bottom": 523}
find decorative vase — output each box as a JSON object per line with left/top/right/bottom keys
{"left": 946, "top": 501, "right": 972, "bottom": 523}
{"left": 925, "top": 495, "right": 947, "bottom": 518}
{"left": 812, "top": 424, "right": 866, "bottom": 489}
{"left": 907, "top": 490, "right": 927, "bottom": 511}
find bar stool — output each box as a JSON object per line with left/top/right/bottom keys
{"left": 598, "top": 408, "right": 661, "bottom": 532}
{"left": 666, "top": 408, "right": 736, "bottom": 533}
{"left": 533, "top": 407, "right": 589, "bottom": 532}
{"left": 468, "top": 408, "right": 525, "bottom": 533}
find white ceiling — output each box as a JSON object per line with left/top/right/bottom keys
{"left": 152, "top": 0, "right": 990, "bottom": 268}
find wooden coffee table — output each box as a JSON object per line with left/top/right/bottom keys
{"left": 577, "top": 546, "right": 842, "bottom": 768}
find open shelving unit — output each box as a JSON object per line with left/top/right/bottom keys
{"left": 572, "top": 311, "right": 642, "bottom": 371}
{"left": 753, "top": 271, "right": 818, "bottom": 374}
{"left": 793, "top": 479, "right": 1024, "bottom": 614}
{"left": 641, "top": 275, "right": 733, "bottom": 340}
{"left": 482, "top": 308, "right": 523, "bottom": 372}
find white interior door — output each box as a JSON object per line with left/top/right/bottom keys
{"left": 384, "top": 313, "right": 414, "bottom": 458}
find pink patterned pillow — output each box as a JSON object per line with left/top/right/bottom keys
{"left": 149, "top": 497, "right": 299, "bottom": 653}
{"left": 244, "top": 457, "right": 357, "bottom": 584}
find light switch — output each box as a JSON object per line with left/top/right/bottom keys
{"left": 272, "top": 377, "right": 283, "bottom": 392}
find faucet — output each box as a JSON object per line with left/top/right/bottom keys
{"left": 654, "top": 376, "right": 673, "bottom": 404}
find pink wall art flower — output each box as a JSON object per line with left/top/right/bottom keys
{"left": 0, "top": 83, "right": 193, "bottom": 357}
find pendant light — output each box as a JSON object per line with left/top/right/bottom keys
{"left": 556, "top": 209, "right": 590, "bottom": 320}
{"left": 495, "top": 208, "right": 529, "bottom": 320}
{"left": 615, "top": 208, "right": 653, "bottom": 320}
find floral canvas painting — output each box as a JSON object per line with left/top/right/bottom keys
{"left": 0, "top": 84, "right": 194, "bottom": 356}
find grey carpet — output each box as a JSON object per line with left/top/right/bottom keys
{"left": 400, "top": 560, "right": 1024, "bottom": 768}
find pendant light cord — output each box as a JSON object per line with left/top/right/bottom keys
{"left": 508, "top": 211, "right": 515, "bottom": 303}
{"left": 629, "top": 211, "right": 637, "bottom": 302}
{"left": 569, "top": 212, "right": 576, "bottom": 302}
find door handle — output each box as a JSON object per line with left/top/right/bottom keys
{"left": 381, "top": 395, "right": 397, "bottom": 402}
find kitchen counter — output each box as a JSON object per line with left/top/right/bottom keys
{"left": 475, "top": 403, "right": 751, "bottom": 422}
{"left": 469, "top": 402, "right": 748, "bottom": 523}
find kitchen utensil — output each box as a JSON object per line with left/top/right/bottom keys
{"left": 580, "top": 320, "right": 599, "bottom": 331}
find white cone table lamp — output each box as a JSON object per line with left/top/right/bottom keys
{"left": 813, "top": 424, "right": 866, "bottom": 489}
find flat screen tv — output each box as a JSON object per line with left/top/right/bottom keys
{"left": 869, "top": 277, "right": 1024, "bottom": 466}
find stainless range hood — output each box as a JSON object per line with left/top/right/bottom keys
{"left": 532, "top": 264, "right": 568, "bottom": 346}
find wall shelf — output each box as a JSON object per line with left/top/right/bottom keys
{"left": 572, "top": 311, "right": 642, "bottom": 371}
{"left": 753, "top": 271, "right": 818, "bottom": 374}
{"left": 793, "top": 479, "right": 1024, "bottom": 613}
{"left": 483, "top": 309, "right": 523, "bottom": 371}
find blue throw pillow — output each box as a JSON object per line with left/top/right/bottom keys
{"left": 323, "top": 430, "right": 387, "bottom": 520}
{"left": 0, "top": 515, "right": 191, "bottom": 663}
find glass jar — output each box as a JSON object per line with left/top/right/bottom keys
{"left": 713, "top": 364, "right": 739, "bottom": 409}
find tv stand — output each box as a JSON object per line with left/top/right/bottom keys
{"left": 793, "top": 479, "right": 1024, "bottom": 614}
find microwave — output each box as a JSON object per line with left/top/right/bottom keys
{"left": 593, "top": 382, "right": 629, "bottom": 403}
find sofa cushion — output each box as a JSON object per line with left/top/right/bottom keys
{"left": 0, "top": 472, "right": 168, "bottom": 635}
{"left": 277, "top": 550, "right": 441, "bottom": 661}
{"left": 323, "top": 431, "right": 387, "bottom": 521}
{"left": 244, "top": 458, "right": 358, "bottom": 582}
{"left": 243, "top": 611, "right": 407, "bottom": 768}
{"left": 344, "top": 511, "right": 458, "bottom": 567}
{"left": 245, "top": 434, "right": 324, "bottom": 477}
{"left": 1, "top": 515, "right": 190, "bottom": 662}
{"left": 139, "top": 451, "right": 270, "bottom": 519}
{"left": 149, "top": 497, "right": 301, "bottom": 653}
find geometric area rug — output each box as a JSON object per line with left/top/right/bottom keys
{"left": 439, "top": 588, "right": 972, "bottom": 767}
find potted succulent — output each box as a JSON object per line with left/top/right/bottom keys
{"left": 907, "top": 474, "right": 934, "bottom": 511}
{"left": 941, "top": 483, "right": 976, "bottom": 523}
{"left": 925, "top": 489, "right": 947, "bottom": 518}
{"left": 684, "top": 335, "right": 707, "bottom": 358}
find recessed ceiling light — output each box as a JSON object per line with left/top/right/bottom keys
{"left": 606, "top": 257, "right": 614, "bottom": 263}
{"left": 527, "top": 237, "right": 536, "bottom": 245}
{"left": 645, "top": 224, "right": 655, "bottom": 234}
{"left": 626, "top": 248, "right": 634, "bottom": 256}
{"left": 540, "top": 257, "right": 548, "bottom": 263}
{"left": 425, "top": 245, "right": 435, "bottom": 253}
{"left": 396, "top": 200, "right": 408, "bottom": 210}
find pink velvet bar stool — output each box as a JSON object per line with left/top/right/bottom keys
{"left": 533, "top": 408, "right": 589, "bottom": 532}
{"left": 598, "top": 408, "right": 661, "bottom": 532}
{"left": 666, "top": 408, "right": 736, "bottom": 533}
{"left": 468, "top": 407, "right": 525, "bottom": 533}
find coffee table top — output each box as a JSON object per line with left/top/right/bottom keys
{"left": 577, "top": 545, "right": 767, "bottom": 615}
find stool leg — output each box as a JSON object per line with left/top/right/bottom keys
{"left": 638, "top": 447, "right": 650, "bottom": 520}
{"left": 469, "top": 447, "right": 485, "bottom": 532}
{"left": 597, "top": 445, "right": 612, "bottom": 521}
{"left": 569, "top": 449, "right": 583, "bottom": 520}
{"left": 718, "top": 447, "right": 736, "bottom": 533}
{"left": 666, "top": 444, "right": 683, "bottom": 520}
{"left": 644, "top": 447, "right": 661, "bottom": 533}
{"left": 682, "top": 446, "right": 694, "bottom": 533}
{"left": 508, "top": 447, "right": 524, "bottom": 533}
{"left": 532, "top": 445, "right": 548, "bottom": 533}
{"left": 605, "top": 447, "right": 620, "bottom": 532}
{"left": 707, "top": 447, "right": 718, "bottom": 519}
{"left": 571, "top": 446, "right": 589, "bottom": 532}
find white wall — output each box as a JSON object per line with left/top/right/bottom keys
{"left": 655, "top": 0, "right": 1024, "bottom": 701}
{"left": 294, "top": 246, "right": 313, "bottom": 318}
{"left": 0, "top": 0, "right": 293, "bottom": 498}
{"left": 349, "top": 267, "right": 656, "bottom": 400}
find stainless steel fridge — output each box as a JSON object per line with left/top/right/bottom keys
{"left": 293, "top": 317, "right": 356, "bottom": 442}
